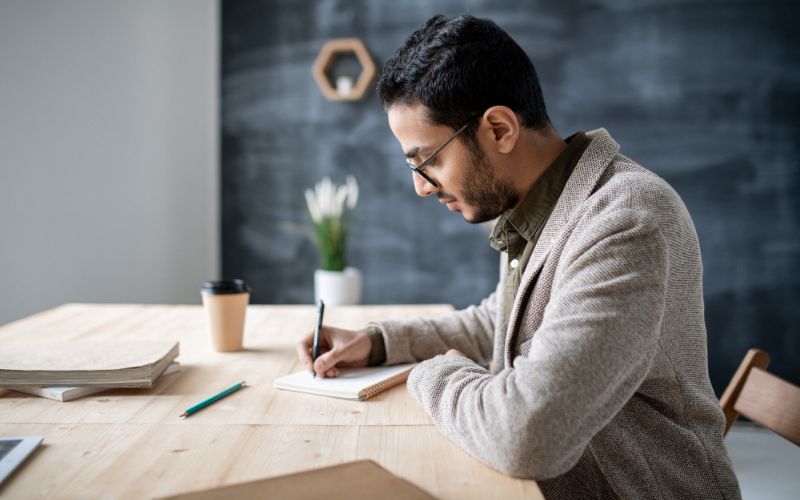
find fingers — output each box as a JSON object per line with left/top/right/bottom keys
{"left": 295, "top": 332, "right": 315, "bottom": 373}
{"left": 435, "top": 349, "right": 470, "bottom": 362}
{"left": 295, "top": 329, "right": 341, "bottom": 378}
{"left": 296, "top": 325, "right": 368, "bottom": 378}
{"left": 313, "top": 347, "right": 343, "bottom": 378}
{"left": 296, "top": 328, "right": 342, "bottom": 377}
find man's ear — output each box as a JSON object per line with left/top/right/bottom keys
{"left": 481, "top": 106, "right": 520, "bottom": 154}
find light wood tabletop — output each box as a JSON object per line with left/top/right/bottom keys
{"left": 0, "top": 304, "right": 542, "bottom": 499}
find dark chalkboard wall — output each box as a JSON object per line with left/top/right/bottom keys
{"left": 221, "top": 0, "right": 799, "bottom": 394}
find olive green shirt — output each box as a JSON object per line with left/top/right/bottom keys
{"left": 490, "top": 131, "right": 590, "bottom": 325}
{"left": 367, "top": 132, "right": 591, "bottom": 365}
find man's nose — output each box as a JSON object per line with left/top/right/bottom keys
{"left": 412, "top": 171, "right": 437, "bottom": 197}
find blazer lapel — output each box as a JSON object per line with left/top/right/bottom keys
{"left": 503, "top": 128, "right": 622, "bottom": 366}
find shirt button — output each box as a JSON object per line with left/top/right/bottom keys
{"left": 510, "top": 259, "right": 519, "bottom": 269}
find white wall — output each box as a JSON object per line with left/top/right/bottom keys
{"left": 0, "top": 0, "right": 219, "bottom": 325}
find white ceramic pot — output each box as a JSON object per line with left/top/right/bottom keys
{"left": 314, "top": 267, "right": 362, "bottom": 305}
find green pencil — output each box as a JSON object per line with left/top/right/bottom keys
{"left": 179, "top": 381, "right": 246, "bottom": 418}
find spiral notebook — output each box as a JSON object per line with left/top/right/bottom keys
{"left": 273, "top": 364, "right": 415, "bottom": 401}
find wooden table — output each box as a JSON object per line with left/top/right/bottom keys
{"left": 0, "top": 304, "right": 542, "bottom": 499}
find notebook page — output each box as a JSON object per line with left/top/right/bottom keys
{"left": 274, "top": 364, "right": 415, "bottom": 399}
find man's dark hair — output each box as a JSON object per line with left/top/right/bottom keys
{"left": 377, "top": 14, "right": 550, "bottom": 136}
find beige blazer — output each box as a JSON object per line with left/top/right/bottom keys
{"left": 373, "top": 129, "right": 741, "bottom": 499}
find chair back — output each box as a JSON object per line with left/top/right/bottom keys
{"left": 720, "top": 348, "right": 800, "bottom": 446}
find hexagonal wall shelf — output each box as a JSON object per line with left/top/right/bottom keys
{"left": 312, "top": 38, "right": 377, "bottom": 102}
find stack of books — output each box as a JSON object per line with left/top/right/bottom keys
{"left": 0, "top": 340, "right": 180, "bottom": 401}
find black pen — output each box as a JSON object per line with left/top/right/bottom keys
{"left": 311, "top": 299, "right": 325, "bottom": 378}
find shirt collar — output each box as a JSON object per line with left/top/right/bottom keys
{"left": 489, "top": 131, "right": 590, "bottom": 251}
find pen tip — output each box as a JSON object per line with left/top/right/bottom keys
{"left": 179, "top": 412, "right": 187, "bottom": 418}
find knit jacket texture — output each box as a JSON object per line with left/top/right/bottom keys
{"left": 371, "top": 128, "right": 741, "bottom": 499}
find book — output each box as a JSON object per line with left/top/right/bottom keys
{"left": 0, "top": 436, "right": 43, "bottom": 486}
{"left": 6, "top": 362, "right": 181, "bottom": 401}
{"left": 0, "top": 340, "right": 179, "bottom": 388}
{"left": 156, "top": 459, "right": 436, "bottom": 500}
{"left": 273, "top": 363, "right": 415, "bottom": 401}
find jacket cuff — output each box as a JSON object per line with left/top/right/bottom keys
{"left": 362, "top": 325, "right": 387, "bottom": 366}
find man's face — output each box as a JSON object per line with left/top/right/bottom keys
{"left": 387, "top": 104, "right": 517, "bottom": 223}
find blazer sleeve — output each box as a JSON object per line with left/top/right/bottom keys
{"left": 405, "top": 207, "right": 668, "bottom": 480}
{"left": 369, "top": 280, "right": 500, "bottom": 366}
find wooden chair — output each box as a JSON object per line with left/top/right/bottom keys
{"left": 720, "top": 348, "right": 800, "bottom": 446}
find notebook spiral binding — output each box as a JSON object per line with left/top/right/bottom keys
{"left": 357, "top": 369, "right": 412, "bottom": 401}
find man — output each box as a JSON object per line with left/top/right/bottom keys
{"left": 296, "top": 14, "right": 740, "bottom": 499}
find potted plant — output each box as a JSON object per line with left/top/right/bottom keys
{"left": 303, "top": 175, "right": 361, "bottom": 305}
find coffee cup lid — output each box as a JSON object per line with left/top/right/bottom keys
{"left": 202, "top": 279, "right": 251, "bottom": 294}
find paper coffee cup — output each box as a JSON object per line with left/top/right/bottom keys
{"left": 201, "top": 279, "right": 251, "bottom": 352}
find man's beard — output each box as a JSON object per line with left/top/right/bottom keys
{"left": 460, "top": 140, "right": 518, "bottom": 224}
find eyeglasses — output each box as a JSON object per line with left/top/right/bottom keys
{"left": 404, "top": 118, "right": 476, "bottom": 188}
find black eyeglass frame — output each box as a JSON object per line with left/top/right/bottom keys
{"left": 404, "top": 115, "right": 481, "bottom": 188}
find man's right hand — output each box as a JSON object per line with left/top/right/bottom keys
{"left": 295, "top": 326, "right": 372, "bottom": 378}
